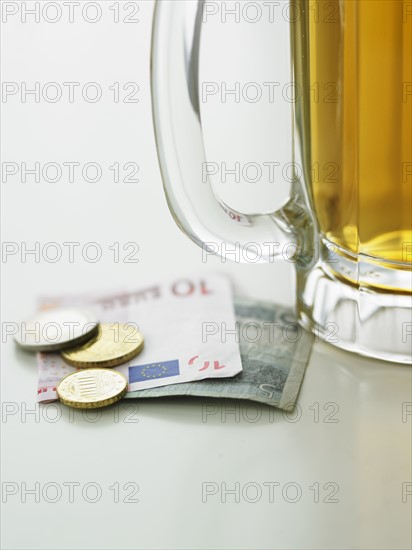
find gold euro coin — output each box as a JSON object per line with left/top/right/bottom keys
{"left": 57, "top": 368, "right": 128, "bottom": 409}
{"left": 61, "top": 323, "right": 144, "bottom": 368}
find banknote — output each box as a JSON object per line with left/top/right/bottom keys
{"left": 37, "top": 273, "right": 243, "bottom": 402}
{"left": 125, "top": 297, "right": 313, "bottom": 410}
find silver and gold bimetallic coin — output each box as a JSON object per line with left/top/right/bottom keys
{"left": 61, "top": 323, "right": 144, "bottom": 368}
{"left": 57, "top": 368, "right": 128, "bottom": 409}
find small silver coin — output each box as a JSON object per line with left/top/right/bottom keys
{"left": 14, "top": 307, "right": 99, "bottom": 352}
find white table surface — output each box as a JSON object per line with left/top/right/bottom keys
{"left": 1, "top": 2, "right": 411, "bottom": 549}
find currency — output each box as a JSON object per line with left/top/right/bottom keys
{"left": 61, "top": 323, "right": 144, "bottom": 368}
{"left": 125, "top": 298, "right": 313, "bottom": 410}
{"left": 37, "top": 273, "right": 243, "bottom": 401}
{"left": 38, "top": 292, "right": 313, "bottom": 410}
{"left": 14, "top": 307, "right": 99, "bottom": 352}
{"left": 57, "top": 369, "right": 128, "bottom": 409}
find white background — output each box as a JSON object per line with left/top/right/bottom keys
{"left": 1, "top": 1, "right": 411, "bottom": 549}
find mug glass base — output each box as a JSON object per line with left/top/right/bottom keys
{"left": 296, "top": 237, "right": 412, "bottom": 364}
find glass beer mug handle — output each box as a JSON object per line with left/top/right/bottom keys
{"left": 151, "top": 1, "right": 305, "bottom": 263}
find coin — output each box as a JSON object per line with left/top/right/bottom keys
{"left": 61, "top": 323, "right": 144, "bottom": 368}
{"left": 57, "top": 368, "right": 128, "bottom": 409}
{"left": 14, "top": 307, "right": 99, "bottom": 352}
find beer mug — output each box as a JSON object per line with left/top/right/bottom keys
{"left": 151, "top": 0, "right": 412, "bottom": 363}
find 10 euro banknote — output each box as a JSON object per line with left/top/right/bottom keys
{"left": 37, "top": 273, "right": 243, "bottom": 402}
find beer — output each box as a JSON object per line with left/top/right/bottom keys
{"left": 153, "top": 0, "right": 412, "bottom": 359}
{"left": 293, "top": 0, "right": 412, "bottom": 263}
